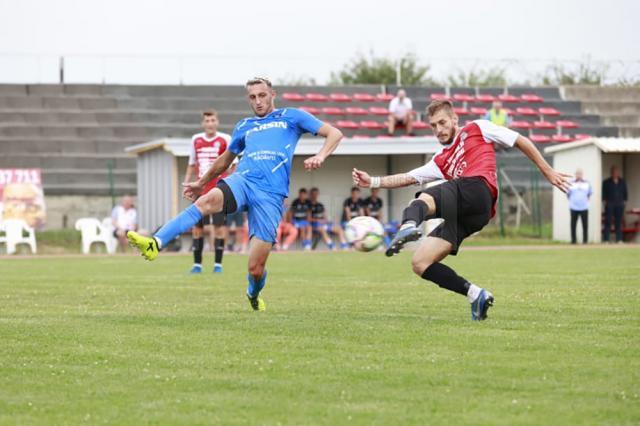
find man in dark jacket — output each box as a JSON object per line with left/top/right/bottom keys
{"left": 602, "top": 165, "right": 628, "bottom": 243}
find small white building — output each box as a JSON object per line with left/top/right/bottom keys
{"left": 544, "top": 138, "right": 640, "bottom": 243}
{"left": 126, "top": 137, "right": 441, "bottom": 232}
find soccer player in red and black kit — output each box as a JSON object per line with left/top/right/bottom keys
{"left": 353, "top": 100, "right": 571, "bottom": 320}
{"left": 184, "top": 109, "right": 231, "bottom": 274}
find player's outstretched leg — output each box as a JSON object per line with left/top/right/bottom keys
{"left": 386, "top": 198, "right": 432, "bottom": 256}
{"left": 412, "top": 236, "right": 494, "bottom": 321}
{"left": 246, "top": 238, "right": 272, "bottom": 311}
{"left": 129, "top": 188, "right": 224, "bottom": 261}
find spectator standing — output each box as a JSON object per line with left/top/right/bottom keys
{"left": 602, "top": 165, "right": 628, "bottom": 243}
{"left": 567, "top": 168, "right": 591, "bottom": 244}
{"left": 111, "top": 195, "right": 138, "bottom": 251}
{"left": 387, "top": 89, "right": 414, "bottom": 136}
{"left": 483, "top": 100, "right": 512, "bottom": 127}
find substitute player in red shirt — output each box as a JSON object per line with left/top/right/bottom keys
{"left": 184, "top": 109, "right": 231, "bottom": 274}
{"left": 352, "top": 100, "right": 571, "bottom": 321}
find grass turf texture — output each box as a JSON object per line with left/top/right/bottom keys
{"left": 1, "top": 248, "right": 638, "bottom": 425}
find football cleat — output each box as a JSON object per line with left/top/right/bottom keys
{"left": 127, "top": 231, "right": 159, "bottom": 261}
{"left": 213, "top": 264, "right": 223, "bottom": 274}
{"left": 471, "top": 289, "right": 494, "bottom": 321}
{"left": 189, "top": 264, "right": 202, "bottom": 274}
{"left": 385, "top": 225, "right": 422, "bottom": 257}
{"left": 247, "top": 294, "right": 266, "bottom": 311}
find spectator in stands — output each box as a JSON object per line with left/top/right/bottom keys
{"left": 387, "top": 89, "right": 414, "bottom": 136}
{"left": 290, "top": 188, "right": 312, "bottom": 250}
{"left": 602, "top": 165, "right": 628, "bottom": 243}
{"left": 484, "top": 100, "right": 512, "bottom": 127}
{"left": 111, "top": 195, "right": 138, "bottom": 251}
{"left": 567, "top": 168, "right": 592, "bottom": 244}
{"left": 276, "top": 202, "right": 298, "bottom": 251}
{"left": 308, "top": 187, "right": 336, "bottom": 250}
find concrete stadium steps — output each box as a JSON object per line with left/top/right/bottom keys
{"left": 0, "top": 123, "right": 233, "bottom": 138}
{"left": 41, "top": 169, "right": 137, "bottom": 195}
{"left": 0, "top": 96, "right": 119, "bottom": 110}
{"left": 0, "top": 138, "right": 144, "bottom": 154}
{"left": 4, "top": 153, "right": 134, "bottom": 170}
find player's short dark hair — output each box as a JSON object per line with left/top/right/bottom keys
{"left": 202, "top": 109, "right": 218, "bottom": 118}
{"left": 351, "top": 186, "right": 360, "bottom": 192}
{"left": 426, "top": 100, "right": 454, "bottom": 117}
{"left": 246, "top": 77, "right": 272, "bottom": 88}
{"left": 299, "top": 187, "right": 307, "bottom": 193}
{"left": 310, "top": 187, "right": 319, "bottom": 193}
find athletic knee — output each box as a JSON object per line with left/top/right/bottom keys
{"left": 411, "top": 255, "right": 434, "bottom": 276}
{"left": 195, "top": 191, "right": 222, "bottom": 214}
{"left": 248, "top": 262, "right": 265, "bottom": 280}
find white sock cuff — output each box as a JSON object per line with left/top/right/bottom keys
{"left": 466, "top": 284, "right": 482, "bottom": 303}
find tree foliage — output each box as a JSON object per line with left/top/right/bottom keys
{"left": 330, "top": 52, "right": 437, "bottom": 86}
{"left": 446, "top": 67, "right": 508, "bottom": 87}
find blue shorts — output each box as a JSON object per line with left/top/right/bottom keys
{"left": 222, "top": 174, "right": 285, "bottom": 243}
{"left": 312, "top": 221, "right": 332, "bottom": 231}
{"left": 293, "top": 219, "right": 309, "bottom": 228}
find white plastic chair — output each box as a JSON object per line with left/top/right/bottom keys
{"left": 101, "top": 217, "right": 119, "bottom": 254}
{"left": 0, "top": 219, "right": 37, "bottom": 254}
{"left": 75, "top": 218, "right": 116, "bottom": 254}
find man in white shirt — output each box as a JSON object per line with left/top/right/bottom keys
{"left": 387, "top": 89, "right": 414, "bottom": 136}
{"left": 111, "top": 195, "right": 138, "bottom": 250}
{"left": 567, "top": 168, "right": 592, "bottom": 244}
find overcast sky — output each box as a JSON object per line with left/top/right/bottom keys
{"left": 0, "top": 0, "right": 638, "bottom": 84}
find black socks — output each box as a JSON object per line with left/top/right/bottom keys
{"left": 401, "top": 199, "right": 433, "bottom": 226}
{"left": 193, "top": 237, "right": 204, "bottom": 264}
{"left": 421, "top": 262, "right": 470, "bottom": 296}
{"left": 214, "top": 238, "right": 225, "bottom": 264}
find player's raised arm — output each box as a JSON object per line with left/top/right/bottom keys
{"left": 352, "top": 156, "right": 444, "bottom": 189}
{"left": 304, "top": 123, "right": 343, "bottom": 171}
{"left": 514, "top": 135, "right": 572, "bottom": 193}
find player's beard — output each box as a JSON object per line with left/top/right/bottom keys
{"left": 439, "top": 124, "right": 458, "bottom": 145}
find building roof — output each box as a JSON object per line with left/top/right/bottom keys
{"left": 126, "top": 137, "right": 442, "bottom": 157}
{"left": 544, "top": 137, "right": 640, "bottom": 154}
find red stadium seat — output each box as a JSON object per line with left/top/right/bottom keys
{"left": 412, "top": 121, "right": 429, "bottom": 129}
{"left": 498, "top": 94, "right": 519, "bottom": 103}
{"left": 369, "top": 107, "right": 390, "bottom": 116}
{"left": 552, "top": 134, "right": 573, "bottom": 143}
{"left": 453, "top": 93, "right": 475, "bottom": 102}
{"left": 299, "top": 106, "right": 320, "bottom": 114}
{"left": 538, "top": 107, "right": 560, "bottom": 116}
{"left": 305, "top": 93, "right": 329, "bottom": 102}
{"left": 533, "top": 120, "right": 555, "bottom": 129}
{"left": 515, "top": 107, "right": 538, "bottom": 116}
{"left": 555, "top": 120, "right": 578, "bottom": 128}
{"left": 335, "top": 120, "right": 359, "bottom": 129}
{"left": 529, "top": 134, "right": 551, "bottom": 143}
{"left": 329, "top": 93, "right": 352, "bottom": 102}
{"left": 521, "top": 93, "right": 544, "bottom": 103}
{"left": 353, "top": 93, "right": 376, "bottom": 102}
{"left": 454, "top": 107, "right": 470, "bottom": 115}
{"left": 475, "top": 94, "right": 495, "bottom": 103}
{"left": 360, "top": 120, "right": 385, "bottom": 129}
{"left": 321, "top": 107, "right": 345, "bottom": 115}
{"left": 574, "top": 133, "right": 593, "bottom": 140}
{"left": 511, "top": 121, "right": 533, "bottom": 129}
{"left": 376, "top": 93, "right": 395, "bottom": 102}
{"left": 430, "top": 93, "right": 450, "bottom": 101}
{"left": 470, "top": 107, "right": 487, "bottom": 115}
{"left": 282, "top": 92, "right": 305, "bottom": 101}
{"left": 345, "top": 107, "right": 368, "bottom": 116}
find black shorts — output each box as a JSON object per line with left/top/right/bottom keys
{"left": 417, "top": 177, "right": 494, "bottom": 255}
{"left": 195, "top": 212, "right": 225, "bottom": 228}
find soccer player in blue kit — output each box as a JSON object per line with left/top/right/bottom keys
{"left": 127, "top": 77, "right": 344, "bottom": 310}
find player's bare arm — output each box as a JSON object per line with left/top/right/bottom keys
{"left": 352, "top": 168, "right": 418, "bottom": 189}
{"left": 183, "top": 164, "right": 196, "bottom": 184}
{"left": 182, "top": 150, "right": 237, "bottom": 200}
{"left": 514, "top": 135, "right": 572, "bottom": 193}
{"left": 304, "top": 123, "right": 343, "bottom": 171}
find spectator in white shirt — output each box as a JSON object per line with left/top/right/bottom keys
{"left": 111, "top": 195, "right": 139, "bottom": 250}
{"left": 567, "top": 168, "right": 592, "bottom": 244}
{"left": 387, "top": 89, "right": 414, "bottom": 136}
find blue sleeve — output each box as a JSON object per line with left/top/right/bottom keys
{"left": 291, "top": 108, "right": 323, "bottom": 135}
{"left": 228, "top": 121, "right": 246, "bottom": 154}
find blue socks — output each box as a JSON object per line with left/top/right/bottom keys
{"left": 154, "top": 204, "right": 203, "bottom": 248}
{"left": 247, "top": 270, "right": 267, "bottom": 298}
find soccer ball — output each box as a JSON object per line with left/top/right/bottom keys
{"left": 345, "top": 216, "right": 385, "bottom": 252}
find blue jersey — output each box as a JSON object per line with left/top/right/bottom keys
{"left": 228, "top": 108, "right": 323, "bottom": 197}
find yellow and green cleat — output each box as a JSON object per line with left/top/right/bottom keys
{"left": 127, "top": 231, "right": 159, "bottom": 261}
{"left": 247, "top": 295, "right": 266, "bottom": 311}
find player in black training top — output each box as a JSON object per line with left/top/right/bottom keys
{"left": 308, "top": 187, "right": 337, "bottom": 250}
{"left": 290, "top": 188, "right": 312, "bottom": 250}
{"left": 341, "top": 186, "right": 364, "bottom": 226}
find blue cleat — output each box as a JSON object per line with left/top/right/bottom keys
{"left": 213, "top": 263, "right": 223, "bottom": 274}
{"left": 189, "top": 264, "right": 202, "bottom": 274}
{"left": 471, "top": 289, "right": 494, "bottom": 321}
{"left": 385, "top": 224, "right": 423, "bottom": 257}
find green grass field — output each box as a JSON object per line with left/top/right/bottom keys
{"left": 1, "top": 248, "right": 639, "bottom": 425}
